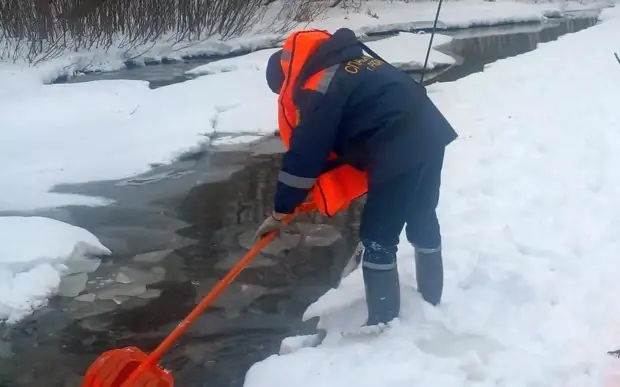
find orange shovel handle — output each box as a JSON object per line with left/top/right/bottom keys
{"left": 122, "top": 203, "right": 314, "bottom": 385}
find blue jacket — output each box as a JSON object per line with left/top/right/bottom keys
{"left": 273, "top": 28, "right": 457, "bottom": 214}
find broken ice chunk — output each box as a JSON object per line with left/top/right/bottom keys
{"left": 64, "top": 256, "right": 102, "bottom": 275}
{"left": 294, "top": 223, "right": 343, "bottom": 247}
{"left": 74, "top": 293, "right": 96, "bottom": 302}
{"left": 116, "top": 272, "right": 131, "bottom": 284}
{"left": 58, "top": 273, "right": 88, "bottom": 297}
{"left": 116, "top": 266, "right": 165, "bottom": 285}
{"left": 112, "top": 296, "right": 131, "bottom": 305}
{"left": 97, "top": 283, "right": 147, "bottom": 299}
{"left": 138, "top": 289, "right": 162, "bottom": 299}
{"left": 132, "top": 249, "right": 172, "bottom": 263}
{"left": 238, "top": 230, "right": 302, "bottom": 255}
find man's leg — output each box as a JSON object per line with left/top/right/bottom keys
{"left": 359, "top": 172, "right": 416, "bottom": 325}
{"left": 404, "top": 148, "right": 445, "bottom": 306}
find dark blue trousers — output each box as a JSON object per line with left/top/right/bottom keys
{"left": 359, "top": 147, "right": 445, "bottom": 268}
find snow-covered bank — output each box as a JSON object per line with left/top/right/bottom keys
{"left": 0, "top": 69, "right": 276, "bottom": 211}
{"left": 187, "top": 32, "right": 455, "bottom": 76}
{"left": 0, "top": 216, "right": 110, "bottom": 323}
{"left": 0, "top": 0, "right": 606, "bottom": 86}
{"left": 243, "top": 6, "right": 620, "bottom": 387}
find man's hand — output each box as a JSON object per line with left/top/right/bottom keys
{"left": 254, "top": 212, "right": 289, "bottom": 240}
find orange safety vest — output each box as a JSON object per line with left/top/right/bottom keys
{"left": 277, "top": 29, "right": 369, "bottom": 217}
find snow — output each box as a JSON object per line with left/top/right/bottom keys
{"left": 243, "top": 6, "right": 620, "bottom": 387}
{"left": 364, "top": 32, "right": 455, "bottom": 71}
{"left": 0, "top": 69, "right": 277, "bottom": 211}
{"left": 279, "top": 334, "right": 324, "bottom": 355}
{"left": 301, "top": 0, "right": 547, "bottom": 34}
{"left": 1, "top": 0, "right": 606, "bottom": 85}
{"left": 0, "top": 216, "right": 111, "bottom": 323}
{"left": 211, "top": 135, "right": 265, "bottom": 148}
{"left": 187, "top": 48, "right": 281, "bottom": 76}
{"left": 187, "top": 32, "right": 455, "bottom": 77}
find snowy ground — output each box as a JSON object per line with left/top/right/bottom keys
{"left": 0, "top": 71, "right": 272, "bottom": 211}
{"left": 242, "top": 6, "right": 620, "bottom": 387}
{"left": 0, "top": 217, "right": 110, "bottom": 323}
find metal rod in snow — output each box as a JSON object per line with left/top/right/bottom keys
{"left": 615, "top": 52, "right": 620, "bottom": 65}
{"left": 420, "top": 0, "right": 444, "bottom": 84}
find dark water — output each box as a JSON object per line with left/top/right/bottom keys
{"left": 62, "top": 11, "right": 601, "bottom": 90}
{"left": 0, "top": 11, "right": 604, "bottom": 387}
{"left": 0, "top": 138, "right": 364, "bottom": 387}
{"left": 427, "top": 12, "right": 600, "bottom": 84}
{"left": 65, "top": 59, "right": 210, "bottom": 89}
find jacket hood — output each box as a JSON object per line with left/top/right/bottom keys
{"left": 297, "top": 28, "right": 363, "bottom": 85}
{"left": 266, "top": 49, "right": 284, "bottom": 94}
{"left": 267, "top": 28, "right": 363, "bottom": 96}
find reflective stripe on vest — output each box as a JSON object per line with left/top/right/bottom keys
{"left": 277, "top": 30, "right": 369, "bottom": 217}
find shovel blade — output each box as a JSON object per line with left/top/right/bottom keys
{"left": 82, "top": 347, "right": 173, "bottom": 387}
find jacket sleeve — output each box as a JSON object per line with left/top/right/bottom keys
{"left": 274, "top": 76, "right": 347, "bottom": 214}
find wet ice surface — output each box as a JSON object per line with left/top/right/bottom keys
{"left": 215, "top": 252, "right": 277, "bottom": 270}
{"left": 95, "top": 226, "right": 195, "bottom": 257}
{"left": 58, "top": 254, "right": 168, "bottom": 304}
{"left": 194, "top": 280, "right": 272, "bottom": 318}
{"left": 0, "top": 137, "right": 359, "bottom": 387}
{"left": 133, "top": 249, "right": 173, "bottom": 263}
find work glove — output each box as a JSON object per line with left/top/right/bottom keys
{"left": 254, "top": 212, "right": 289, "bottom": 240}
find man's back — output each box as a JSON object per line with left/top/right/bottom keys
{"left": 291, "top": 29, "right": 457, "bottom": 184}
{"left": 330, "top": 53, "right": 456, "bottom": 182}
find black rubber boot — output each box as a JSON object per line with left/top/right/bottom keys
{"left": 363, "top": 265, "right": 401, "bottom": 326}
{"left": 414, "top": 247, "right": 443, "bottom": 306}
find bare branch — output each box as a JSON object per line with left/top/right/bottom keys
{"left": 0, "top": 0, "right": 333, "bottom": 65}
